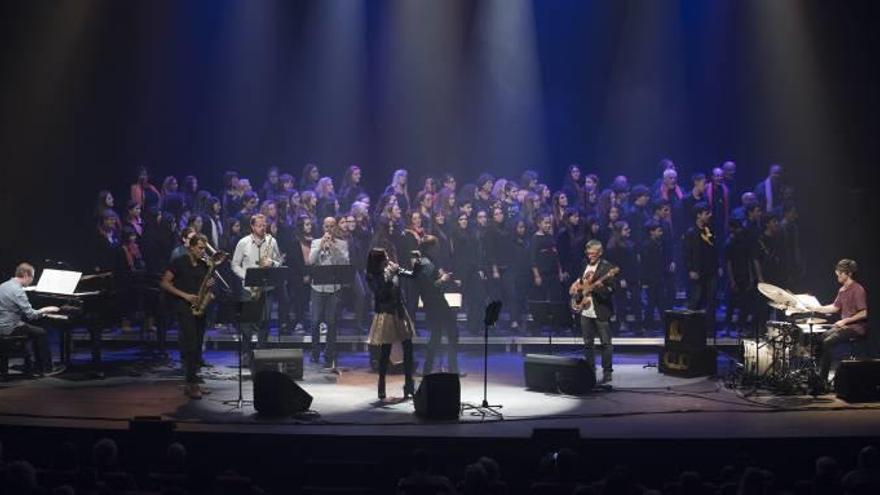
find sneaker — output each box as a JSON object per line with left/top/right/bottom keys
{"left": 43, "top": 365, "right": 66, "bottom": 377}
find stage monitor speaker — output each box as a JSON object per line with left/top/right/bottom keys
{"left": 252, "top": 348, "right": 303, "bottom": 380}
{"left": 254, "top": 370, "right": 313, "bottom": 416}
{"left": 658, "top": 348, "right": 717, "bottom": 377}
{"left": 524, "top": 354, "right": 595, "bottom": 395}
{"left": 664, "top": 310, "right": 707, "bottom": 350}
{"left": 414, "top": 373, "right": 461, "bottom": 420}
{"left": 835, "top": 359, "right": 880, "bottom": 403}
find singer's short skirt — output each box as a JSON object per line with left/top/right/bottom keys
{"left": 367, "top": 311, "right": 415, "bottom": 345}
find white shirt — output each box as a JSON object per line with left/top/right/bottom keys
{"left": 580, "top": 263, "right": 598, "bottom": 319}
{"left": 231, "top": 234, "right": 282, "bottom": 288}
{"left": 308, "top": 238, "right": 349, "bottom": 293}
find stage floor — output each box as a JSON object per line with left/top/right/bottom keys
{"left": 0, "top": 348, "right": 878, "bottom": 440}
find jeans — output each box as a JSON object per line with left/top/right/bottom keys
{"left": 580, "top": 316, "right": 613, "bottom": 373}
{"left": 819, "top": 326, "right": 863, "bottom": 381}
{"left": 10, "top": 323, "right": 52, "bottom": 373}
{"left": 310, "top": 289, "right": 339, "bottom": 362}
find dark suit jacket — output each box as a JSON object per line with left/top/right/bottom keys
{"left": 575, "top": 258, "right": 617, "bottom": 321}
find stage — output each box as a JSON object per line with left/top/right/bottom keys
{"left": 1, "top": 346, "right": 877, "bottom": 441}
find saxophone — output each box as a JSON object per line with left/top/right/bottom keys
{"left": 192, "top": 251, "right": 227, "bottom": 316}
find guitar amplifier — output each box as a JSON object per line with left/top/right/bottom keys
{"left": 659, "top": 348, "right": 717, "bottom": 378}
{"left": 835, "top": 359, "right": 880, "bottom": 403}
{"left": 252, "top": 349, "right": 304, "bottom": 380}
{"left": 664, "top": 310, "right": 707, "bottom": 350}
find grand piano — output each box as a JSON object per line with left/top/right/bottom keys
{"left": 25, "top": 268, "right": 117, "bottom": 366}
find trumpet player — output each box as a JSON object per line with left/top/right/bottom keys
{"left": 231, "top": 214, "right": 283, "bottom": 365}
{"left": 160, "top": 234, "right": 213, "bottom": 399}
{"left": 308, "top": 216, "right": 349, "bottom": 368}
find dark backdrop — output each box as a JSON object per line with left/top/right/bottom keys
{"left": 0, "top": 0, "right": 876, "bottom": 303}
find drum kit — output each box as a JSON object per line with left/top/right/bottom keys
{"left": 738, "top": 283, "right": 831, "bottom": 394}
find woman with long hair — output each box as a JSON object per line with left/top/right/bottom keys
{"left": 314, "top": 177, "right": 338, "bottom": 221}
{"left": 606, "top": 220, "right": 638, "bottom": 333}
{"left": 339, "top": 165, "right": 365, "bottom": 212}
{"left": 125, "top": 200, "right": 144, "bottom": 238}
{"left": 551, "top": 191, "right": 569, "bottom": 231}
{"left": 366, "top": 248, "right": 415, "bottom": 400}
{"left": 583, "top": 173, "right": 599, "bottom": 216}
{"left": 130, "top": 166, "right": 161, "bottom": 211}
{"left": 95, "top": 190, "right": 116, "bottom": 221}
{"left": 181, "top": 175, "right": 199, "bottom": 212}
{"left": 556, "top": 207, "right": 586, "bottom": 285}
{"left": 562, "top": 164, "right": 585, "bottom": 209}
{"left": 435, "top": 187, "right": 457, "bottom": 219}
{"left": 301, "top": 163, "right": 320, "bottom": 191}
{"left": 384, "top": 169, "right": 410, "bottom": 214}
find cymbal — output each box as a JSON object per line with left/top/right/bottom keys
{"left": 795, "top": 317, "right": 828, "bottom": 325}
{"left": 767, "top": 301, "right": 788, "bottom": 311}
{"left": 757, "top": 282, "right": 800, "bottom": 307}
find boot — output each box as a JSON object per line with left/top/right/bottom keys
{"left": 403, "top": 377, "right": 415, "bottom": 399}
{"left": 378, "top": 376, "right": 386, "bottom": 400}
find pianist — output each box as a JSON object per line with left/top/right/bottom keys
{"left": 0, "top": 263, "right": 63, "bottom": 376}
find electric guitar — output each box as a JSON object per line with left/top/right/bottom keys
{"left": 570, "top": 265, "right": 619, "bottom": 312}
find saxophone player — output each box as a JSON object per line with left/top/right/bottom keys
{"left": 231, "top": 214, "right": 283, "bottom": 364}
{"left": 160, "top": 234, "right": 214, "bottom": 399}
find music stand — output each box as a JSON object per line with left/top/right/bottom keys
{"left": 221, "top": 266, "right": 289, "bottom": 409}
{"left": 307, "top": 264, "right": 354, "bottom": 374}
{"left": 461, "top": 301, "right": 503, "bottom": 418}
{"left": 528, "top": 301, "right": 573, "bottom": 355}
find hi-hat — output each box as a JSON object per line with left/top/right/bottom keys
{"left": 758, "top": 282, "right": 800, "bottom": 307}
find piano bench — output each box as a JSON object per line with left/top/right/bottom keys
{"left": 0, "top": 334, "right": 32, "bottom": 380}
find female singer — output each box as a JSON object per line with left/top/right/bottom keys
{"left": 366, "top": 248, "right": 416, "bottom": 400}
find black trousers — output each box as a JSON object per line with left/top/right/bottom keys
{"left": 175, "top": 305, "right": 206, "bottom": 384}
{"left": 687, "top": 274, "right": 718, "bottom": 337}
{"left": 580, "top": 316, "right": 613, "bottom": 373}
{"left": 819, "top": 326, "right": 863, "bottom": 381}
{"left": 641, "top": 282, "right": 666, "bottom": 329}
{"left": 10, "top": 323, "right": 52, "bottom": 373}
{"left": 377, "top": 339, "right": 414, "bottom": 393}
{"left": 423, "top": 302, "right": 459, "bottom": 374}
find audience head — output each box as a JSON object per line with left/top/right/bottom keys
{"left": 92, "top": 437, "right": 119, "bottom": 470}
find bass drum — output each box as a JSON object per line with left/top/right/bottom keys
{"left": 742, "top": 338, "right": 795, "bottom": 377}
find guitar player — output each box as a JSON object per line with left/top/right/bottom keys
{"left": 569, "top": 239, "right": 618, "bottom": 384}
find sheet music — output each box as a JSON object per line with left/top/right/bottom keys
{"left": 34, "top": 269, "right": 82, "bottom": 295}
{"left": 793, "top": 294, "right": 821, "bottom": 309}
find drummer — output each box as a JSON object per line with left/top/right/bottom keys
{"left": 807, "top": 259, "right": 868, "bottom": 385}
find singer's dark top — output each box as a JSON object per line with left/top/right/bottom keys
{"left": 368, "top": 265, "right": 418, "bottom": 316}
